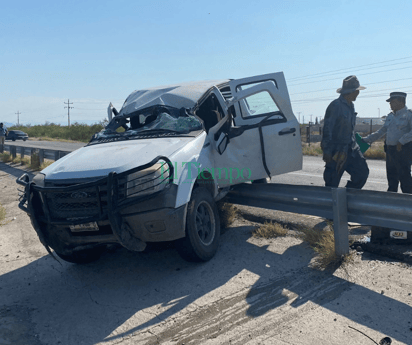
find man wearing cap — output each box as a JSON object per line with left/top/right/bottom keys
{"left": 362, "top": 92, "right": 412, "bottom": 193}
{"left": 321, "top": 75, "right": 369, "bottom": 189}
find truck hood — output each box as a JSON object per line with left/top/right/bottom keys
{"left": 42, "top": 136, "right": 200, "bottom": 180}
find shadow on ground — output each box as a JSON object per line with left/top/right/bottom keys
{"left": 1, "top": 221, "right": 411, "bottom": 345}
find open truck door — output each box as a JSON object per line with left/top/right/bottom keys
{"left": 209, "top": 72, "right": 302, "bottom": 187}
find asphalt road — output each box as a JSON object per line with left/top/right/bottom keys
{"left": 272, "top": 155, "right": 388, "bottom": 192}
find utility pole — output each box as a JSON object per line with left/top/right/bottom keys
{"left": 15, "top": 111, "right": 21, "bottom": 126}
{"left": 309, "top": 114, "right": 313, "bottom": 124}
{"left": 297, "top": 112, "right": 301, "bottom": 124}
{"left": 64, "top": 99, "right": 73, "bottom": 127}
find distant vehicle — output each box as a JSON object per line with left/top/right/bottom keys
{"left": 6, "top": 130, "right": 28, "bottom": 141}
{"left": 17, "top": 72, "right": 302, "bottom": 264}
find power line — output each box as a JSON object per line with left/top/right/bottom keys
{"left": 64, "top": 99, "right": 73, "bottom": 127}
{"left": 288, "top": 55, "right": 412, "bottom": 81}
{"left": 290, "top": 60, "right": 412, "bottom": 83}
{"left": 291, "top": 85, "right": 412, "bottom": 103}
{"left": 290, "top": 77, "right": 412, "bottom": 95}
{"left": 291, "top": 89, "right": 412, "bottom": 104}
{"left": 289, "top": 66, "right": 412, "bottom": 87}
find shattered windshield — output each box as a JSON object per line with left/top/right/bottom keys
{"left": 90, "top": 106, "right": 203, "bottom": 144}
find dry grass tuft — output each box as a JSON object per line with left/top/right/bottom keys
{"left": 0, "top": 204, "right": 6, "bottom": 224}
{"left": 301, "top": 140, "right": 386, "bottom": 160}
{"left": 301, "top": 142, "right": 323, "bottom": 156}
{"left": 21, "top": 157, "right": 30, "bottom": 165}
{"left": 40, "top": 160, "right": 54, "bottom": 170}
{"left": 364, "top": 142, "right": 386, "bottom": 160}
{"left": 11, "top": 156, "right": 30, "bottom": 165}
{"left": 217, "top": 202, "right": 238, "bottom": 228}
{"left": 12, "top": 156, "right": 21, "bottom": 164}
{"left": 0, "top": 153, "right": 13, "bottom": 163}
{"left": 253, "top": 221, "right": 288, "bottom": 238}
{"left": 297, "top": 224, "right": 354, "bottom": 269}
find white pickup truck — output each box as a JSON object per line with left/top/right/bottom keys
{"left": 18, "top": 72, "right": 302, "bottom": 263}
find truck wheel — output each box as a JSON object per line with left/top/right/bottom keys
{"left": 55, "top": 247, "right": 104, "bottom": 264}
{"left": 176, "top": 187, "right": 220, "bottom": 262}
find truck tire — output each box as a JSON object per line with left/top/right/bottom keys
{"left": 176, "top": 187, "right": 220, "bottom": 262}
{"left": 55, "top": 247, "right": 104, "bottom": 264}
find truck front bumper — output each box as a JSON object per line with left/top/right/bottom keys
{"left": 17, "top": 158, "right": 186, "bottom": 255}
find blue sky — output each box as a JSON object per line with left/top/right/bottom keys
{"left": 1, "top": 0, "right": 412, "bottom": 126}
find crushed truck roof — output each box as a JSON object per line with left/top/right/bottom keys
{"left": 118, "top": 79, "right": 230, "bottom": 116}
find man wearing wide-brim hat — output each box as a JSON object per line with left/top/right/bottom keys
{"left": 321, "top": 75, "right": 369, "bottom": 189}
{"left": 362, "top": 92, "right": 412, "bottom": 193}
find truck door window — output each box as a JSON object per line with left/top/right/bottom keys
{"left": 236, "top": 81, "right": 284, "bottom": 119}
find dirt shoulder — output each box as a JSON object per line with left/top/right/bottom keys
{"left": 0, "top": 162, "right": 411, "bottom": 345}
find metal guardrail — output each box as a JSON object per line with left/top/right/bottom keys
{"left": 0, "top": 144, "right": 71, "bottom": 165}
{"left": 225, "top": 183, "right": 412, "bottom": 256}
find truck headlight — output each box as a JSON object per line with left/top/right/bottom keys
{"left": 32, "top": 173, "right": 45, "bottom": 187}
{"left": 126, "top": 163, "right": 170, "bottom": 197}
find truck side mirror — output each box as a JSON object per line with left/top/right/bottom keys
{"left": 217, "top": 133, "right": 229, "bottom": 155}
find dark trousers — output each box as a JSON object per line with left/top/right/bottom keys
{"left": 386, "top": 143, "right": 412, "bottom": 193}
{"left": 324, "top": 149, "right": 369, "bottom": 189}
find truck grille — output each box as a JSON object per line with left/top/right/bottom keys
{"left": 42, "top": 176, "right": 128, "bottom": 221}
{"left": 47, "top": 187, "right": 104, "bottom": 220}
{"left": 37, "top": 157, "right": 172, "bottom": 223}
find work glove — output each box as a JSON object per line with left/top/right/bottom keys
{"left": 332, "top": 152, "right": 347, "bottom": 173}
{"left": 322, "top": 153, "right": 333, "bottom": 164}
{"left": 397, "top": 142, "right": 402, "bottom": 152}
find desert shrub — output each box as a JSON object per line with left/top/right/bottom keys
{"left": 9, "top": 121, "right": 105, "bottom": 143}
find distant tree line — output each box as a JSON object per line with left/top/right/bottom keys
{"left": 9, "top": 121, "right": 107, "bottom": 143}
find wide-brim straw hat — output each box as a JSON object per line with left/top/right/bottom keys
{"left": 337, "top": 75, "right": 366, "bottom": 94}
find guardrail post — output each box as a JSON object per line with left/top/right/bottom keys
{"left": 332, "top": 188, "right": 349, "bottom": 256}
{"left": 39, "top": 149, "right": 44, "bottom": 165}
{"left": 20, "top": 146, "right": 24, "bottom": 159}
{"left": 11, "top": 146, "right": 17, "bottom": 159}
{"left": 54, "top": 151, "right": 60, "bottom": 161}
{"left": 0, "top": 144, "right": 3, "bottom": 153}
{"left": 31, "top": 148, "right": 40, "bottom": 169}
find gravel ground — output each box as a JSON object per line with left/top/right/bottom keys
{"left": 0, "top": 161, "right": 411, "bottom": 345}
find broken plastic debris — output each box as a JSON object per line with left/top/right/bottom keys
{"left": 359, "top": 236, "right": 371, "bottom": 243}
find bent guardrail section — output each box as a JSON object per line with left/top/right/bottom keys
{"left": 225, "top": 183, "right": 412, "bottom": 256}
